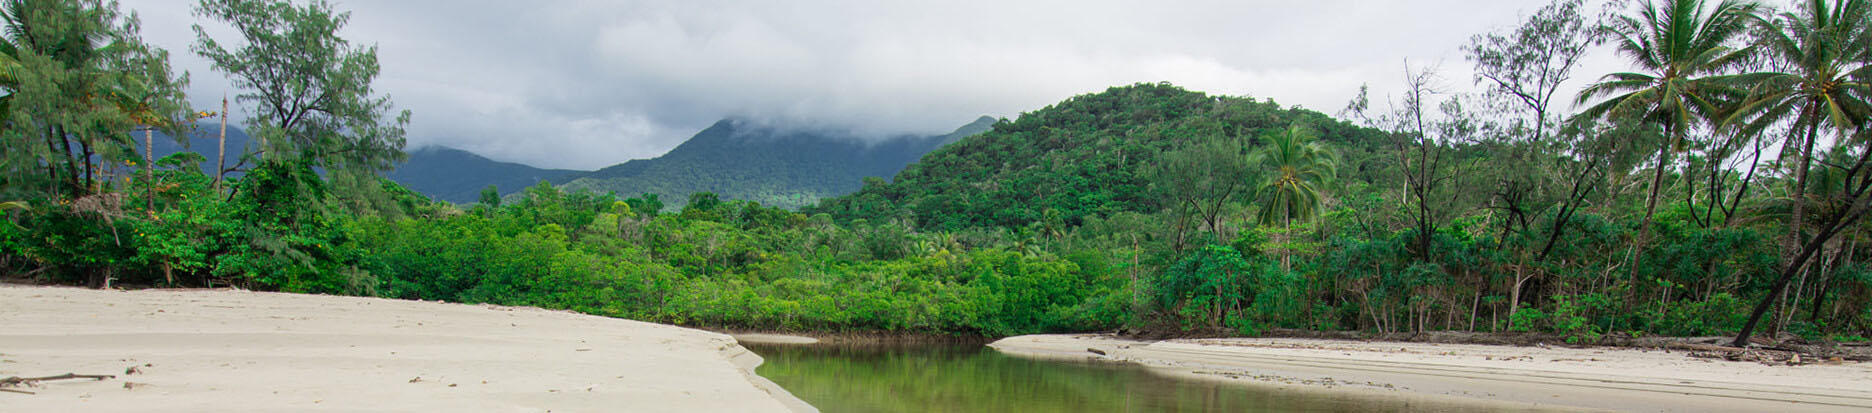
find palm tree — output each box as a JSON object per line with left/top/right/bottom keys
{"left": 1576, "top": 0, "right": 1761, "bottom": 259}
{"left": 1725, "top": 0, "right": 1872, "bottom": 347}
{"left": 1728, "top": 0, "right": 1872, "bottom": 246}
{"left": 1251, "top": 124, "right": 1335, "bottom": 269}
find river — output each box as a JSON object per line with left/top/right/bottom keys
{"left": 746, "top": 342, "right": 1544, "bottom": 412}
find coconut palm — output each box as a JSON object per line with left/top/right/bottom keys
{"left": 1251, "top": 124, "right": 1335, "bottom": 270}
{"left": 1252, "top": 124, "right": 1335, "bottom": 227}
{"left": 1576, "top": 0, "right": 1763, "bottom": 243}
{"left": 1728, "top": 0, "right": 1872, "bottom": 243}
{"left": 1724, "top": 0, "right": 1872, "bottom": 348}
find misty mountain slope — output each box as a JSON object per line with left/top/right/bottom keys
{"left": 560, "top": 116, "right": 995, "bottom": 210}
{"left": 385, "top": 147, "right": 587, "bottom": 204}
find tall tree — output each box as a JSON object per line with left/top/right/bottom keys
{"left": 1729, "top": 0, "right": 1872, "bottom": 250}
{"left": 1577, "top": 0, "right": 1761, "bottom": 269}
{"left": 191, "top": 0, "right": 409, "bottom": 175}
{"left": 1468, "top": 0, "right": 1600, "bottom": 147}
{"left": 0, "top": 0, "right": 181, "bottom": 198}
{"left": 1467, "top": 0, "right": 1602, "bottom": 255}
{"left": 1144, "top": 137, "right": 1254, "bottom": 250}
{"left": 1729, "top": 0, "right": 1872, "bottom": 346}
{"left": 1250, "top": 124, "right": 1335, "bottom": 269}
{"left": 1344, "top": 65, "right": 1477, "bottom": 261}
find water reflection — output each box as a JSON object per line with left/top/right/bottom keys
{"left": 747, "top": 342, "right": 1547, "bottom": 413}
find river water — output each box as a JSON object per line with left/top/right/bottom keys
{"left": 746, "top": 342, "right": 1542, "bottom": 412}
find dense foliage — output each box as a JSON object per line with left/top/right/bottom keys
{"left": 3, "top": 0, "right": 1871, "bottom": 345}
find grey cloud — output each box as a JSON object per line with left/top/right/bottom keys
{"left": 124, "top": 0, "right": 1608, "bottom": 170}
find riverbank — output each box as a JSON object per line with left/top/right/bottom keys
{"left": 991, "top": 334, "right": 1872, "bottom": 412}
{"left": 0, "top": 285, "right": 814, "bottom": 412}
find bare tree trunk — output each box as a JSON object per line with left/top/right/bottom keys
{"left": 79, "top": 138, "right": 96, "bottom": 193}
{"left": 214, "top": 95, "right": 229, "bottom": 191}
{"left": 1779, "top": 263, "right": 1811, "bottom": 334}
{"left": 1811, "top": 239, "right": 1852, "bottom": 321}
{"left": 144, "top": 128, "right": 155, "bottom": 211}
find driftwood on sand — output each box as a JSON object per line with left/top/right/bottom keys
{"left": 0, "top": 373, "right": 117, "bottom": 395}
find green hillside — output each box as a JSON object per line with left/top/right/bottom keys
{"left": 560, "top": 116, "right": 995, "bottom": 210}
{"left": 809, "top": 83, "right": 1388, "bottom": 230}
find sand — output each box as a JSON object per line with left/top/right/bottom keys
{"left": 0, "top": 285, "right": 814, "bottom": 412}
{"left": 730, "top": 334, "right": 821, "bottom": 345}
{"left": 990, "top": 334, "right": 1872, "bottom": 412}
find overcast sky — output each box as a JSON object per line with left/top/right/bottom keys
{"left": 121, "top": 0, "right": 1627, "bottom": 170}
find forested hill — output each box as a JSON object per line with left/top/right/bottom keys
{"left": 385, "top": 147, "right": 585, "bottom": 204}
{"left": 558, "top": 116, "right": 996, "bottom": 210}
{"left": 808, "top": 83, "right": 1388, "bottom": 230}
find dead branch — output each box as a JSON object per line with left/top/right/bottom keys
{"left": 0, "top": 373, "right": 117, "bottom": 395}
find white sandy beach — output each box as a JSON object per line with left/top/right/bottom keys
{"left": 991, "top": 334, "right": 1872, "bottom": 412}
{"left": 0, "top": 285, "right": 814, "bottom": 412}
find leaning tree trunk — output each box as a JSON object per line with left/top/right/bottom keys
{"left": 1735, "top": 145, "right": 1872, "bottom": 347}
{"left": 1735, "top": 230, "right": 1831, "bottom": 346}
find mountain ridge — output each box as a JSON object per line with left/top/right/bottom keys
{"left": 559, "top": 116, "right": 996, "bottom": 210}
{"left": 384, "top": 146, "right": 587, "bottom": 203}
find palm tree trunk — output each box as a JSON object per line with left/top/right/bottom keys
{"left": 1281, "top": 215, "right": 1292, "bottom": 271}
{"left": 1791, "top": 111, "right": 1821, "bottom": 253}
{"left": 1629, "top": 128, "right": 1675, "bottom": 282}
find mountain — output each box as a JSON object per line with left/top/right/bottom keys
{"left": 559, "top": 116, "right": 996, "bottom": 210}
{"left": 142, "top": 116, "right": 996, "bottom": 207}
{"left": 806, "top": 83, "right": 1389, "bottom": 230}
{"left": 143, "top": 121, "right": 256, "bottom": 176}
{"left": 384, "top": 147, "right": 586, "bottom": 204}
{"left": 137, "top": 123, "right": 581, "bottom": 203}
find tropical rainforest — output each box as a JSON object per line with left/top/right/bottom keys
{"left": 3, "top": 0, "right": 1871, "bottom": 348}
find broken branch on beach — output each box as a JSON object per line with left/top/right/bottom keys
{"left": 0, "top": 373, "right": 118, "bottom": 395}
